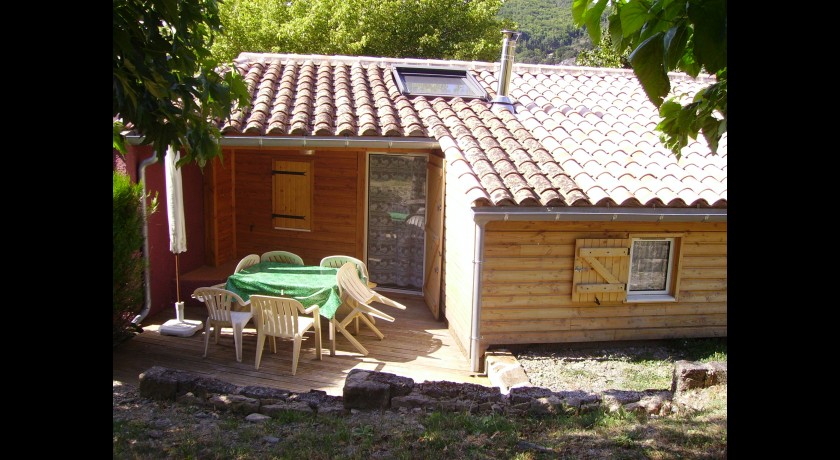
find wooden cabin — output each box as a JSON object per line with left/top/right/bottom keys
{"left": 123, "top": 46, "right": 726, "bottom": 373}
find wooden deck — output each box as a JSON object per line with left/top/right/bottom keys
{"left": 112, "top": 291, "right": 490, "bottom": 397}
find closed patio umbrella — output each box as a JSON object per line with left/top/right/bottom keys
{"left": 160, "top": 146, "right": 202, "bottom": 337}
{"left": 165, "top": 146, "right": 187, "bottom": 319}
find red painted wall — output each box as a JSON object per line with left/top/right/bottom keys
{"left": 118, "top": 146, "right": 206, "bottom": 318}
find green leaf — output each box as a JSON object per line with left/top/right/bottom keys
{"left": 583, "top": 0, "right": 608, "bottom": 45}
{"left": 113, "top": 121, "right": 127, "bottom": 154}
{"left": 629, "top": 32, "right": 670, "bottom": 107}
{"left": 620, "top": 1, "right": 652, "bottom": 37}
{"left": 609, "top": 13, "right": 626, "bottom": 50}
{"left": 663, "top": 22, "right": 689, "bottom": 70}
{"left": 572, "top": 0, "right": 592, "bottom": 26}
{"left": 700, "top": 117, "right": 721, "bottom": 154}
{"left": 659, "top": 100, "right": 682, "bottom": 119}
{"left": 688, "top": 0, "right": 726, "bottom": 74}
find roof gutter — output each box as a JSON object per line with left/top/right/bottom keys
{"left": 127, "top": 135, "right": 440, "bottom": 150}
{"left": 132, "top": 153, "right": 159, "bottom": 326}
{"left": 472, "top": 206, "right": 727, "bottom": 223}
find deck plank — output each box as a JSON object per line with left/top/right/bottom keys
{"left": 113, "top": 292, "right": 491, "bottom": 396}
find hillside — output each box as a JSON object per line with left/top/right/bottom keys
{"left": 497, "top": 0, "right": 593, "bottom": 65}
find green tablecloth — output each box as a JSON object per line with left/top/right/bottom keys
{"left": 225, "top": 262, "right": 341, "bottom": 320}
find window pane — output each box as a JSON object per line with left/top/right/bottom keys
{"left": 629, "top": 240, "right": 670, "bottom": 291}
{"left": 403, "top": 74, "right": 480, "bottom": 97}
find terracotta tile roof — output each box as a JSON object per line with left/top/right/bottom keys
{"left": 224, "top": 53, "right": 727, "bottom": 209}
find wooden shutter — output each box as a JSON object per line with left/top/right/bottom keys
{"left": 272, "top": 160, "right": 312, "bottom": 231}
{"left": 572, "top": 238, "right": 630, "bottom": 304}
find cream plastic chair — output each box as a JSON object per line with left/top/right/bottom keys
{"left": 260, "top": 250, "right": 304, "bottom": 265}
{"left": 191, "top": 287, "right": 253, "bottom": 362}
{"left": 213, "top": 254, "right": 261, "bottom": 288}
{"left": 321, "top": 255, "right": 378, "bottom": 331}
{"left": 332, "top": 263, "right": 407, "bottom": 356}
{"left": 250, "top": 295, "right": 322, "bottom": 375}
{"left": 320, "top": 255, "right": 377, "bottom": 288}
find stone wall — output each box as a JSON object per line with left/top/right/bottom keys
{"left": 137, "top": 359, "right": 725, "bottom": 419}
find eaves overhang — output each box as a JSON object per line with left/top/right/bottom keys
{"left": 473, "top": 206, "right": 727, "bottom": 223}
{"left": 126, "top": 135, "right": 440, "bottom": 150}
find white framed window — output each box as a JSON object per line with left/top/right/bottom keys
{"left": 572, "top": 234, "right": 683, "bottom": 304}
{"left": 626, "top": 237, "right": 676, "bottom": 302}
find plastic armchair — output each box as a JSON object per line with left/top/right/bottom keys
{"left": 260, "top": 250, "right": 305, "bottom": 265}
{"left": 213, "top": 254, "right": 261, "bottom": 288}
{"left": 250, "top": 295, "right": 322, "bottom": 374}
{"left": 321, "top": 255, "right": 379, "bottom": 331}
{"left": 320, "top": 255, "right": 377, "bottom": 288}
{"left": 191, "top": 287, "right": 252, "bottom": 362}
{"left": 331, "top": 262, "right": 407, "bottom": 356}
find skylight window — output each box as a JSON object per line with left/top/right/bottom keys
{"left": 392, "top": 66, "right": 487, "bottom": 100}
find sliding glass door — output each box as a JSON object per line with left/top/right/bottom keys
{"left": 366, "top": 153, "right": 427, "bottom": 292}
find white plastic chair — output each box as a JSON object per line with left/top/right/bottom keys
{"left": 250, "top": 295, "right": 322, "bottom": 375}
{"left": 260, "top": 250, "right": 304, "bottom": 265}
{"left": 213, "top": 253, "right": 261, "bottom": 288}
{"left": 192, "top": 287, "right": 253, "bottom": 363}
{"left": 332, "top": 263, "right": 407, "bottom": 356}
{"left": 320, "top": 255, "right": 377, "bottom": 288}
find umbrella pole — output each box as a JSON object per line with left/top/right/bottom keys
{"left": 175, "top": 253, "right": 185, "bottom": 322}
{"left": 175, "top": 253, "right": 181, "bottom": 303}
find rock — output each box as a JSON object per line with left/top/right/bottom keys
{"left": 138, "top": 366, "right": 181, "bottom": 401}
{"left": 343, "top": 372, "right": 392, "bottom": 410}
{"left": 343, "top": 370, "right": 414, "bottom": 410}
{"left": 672, "top": 361, "right": 727, "bottom": 393}
{"left": 240, "top": 386, "right": 291, "bottom": 403}
{"left": 245, "top": 413, "right": 271, "bottom": 423}
{"left": 260, "top": 401, "right": 314, "bottom": 416}
{"left": 485, "top": 349, "right": 531, "bottom": 395}
{"left": 209, "top": 394, "right": 260, "bottom": 415}
{"left": 391, "top": 393, "right": 435, "bottom": 410}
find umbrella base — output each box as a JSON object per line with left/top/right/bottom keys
{"left": 159, "top": 319, "right": 204, "bottom": 337}
{"left": 160, "top": 302, "right": 203, "bottom": 337}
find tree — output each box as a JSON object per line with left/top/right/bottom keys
{"left": 573, "top": 0, "right": 726, "bottom": 159}
{"left": 576, "top": 33, "right": 631, "bottom": 68}
{"left": 113, "top": 0, "right": 251, "bottom": 167}
{"left": 211, "top": 0, "right": 515, "bottom": 63}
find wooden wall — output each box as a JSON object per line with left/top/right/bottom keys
{"left": 477, "top": 220, "right": 727, "bottom": 356}
{"left": 206, "top": 147, "right": 441, "bottom": 269}
{"left": 204, "top": 150, "right": 236, "bottom": 265}
{"left": 442, "top": 169, "right": 478, "bottom": 357}
{"left": 210, "top": 148, "right": 367, "bottom": 266}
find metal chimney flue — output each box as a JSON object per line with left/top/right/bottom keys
{"left": 491, "top": 29, "right": 520, "bottom": 113}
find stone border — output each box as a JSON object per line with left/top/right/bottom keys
{"left": 137, "top": 359, "right": 725, "bottom": 419}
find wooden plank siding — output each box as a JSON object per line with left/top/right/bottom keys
{"left": 228, "top": 148, "right": 364, "bottom": 266}
{"left": 208, "top": 147, "right": 445, "bottom": 270}
{"left": 204, "top": 152, "right": 236, "bottom": 265}
{"left": 442, "top": 170, "right": 478, "bottom": 358}
{"left": 477, "top": 220, "right": 726, "bottom": 354}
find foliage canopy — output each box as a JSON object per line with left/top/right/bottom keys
{"left": 113, "top": 0, "right": 251, "bottom": 167}
{"left": 573, "top": 0, "right": 726, "bottom": 158}
{"left": 211, "top": 0, "right": 515, "bottom": 62}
